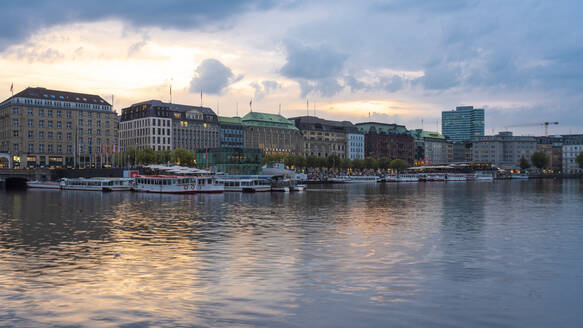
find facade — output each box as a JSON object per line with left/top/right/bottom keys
{"left": 219, "top": 116, "right": 244, "bottom": 148}
{"left": 0, "top": 87, "right": 117, "bottom": 168}
{"left": 472, "top": 132, "right": 537, "bottom": 170}
{"left": 347, "top": 131, "right": 365, "bottom": 160}
{"left": 195, "top": 148, "right": 263, "bottom": 175}
{"left": 119, "top": 100, "right": 219, "bottom": 152}
{"left": 561, "top": 135, "right": 583, "bottom": 174}
{"left": 452, "top": 141, "right": 473, "bottom": 163}
{"left": 409, "top": 129, "right": 451, "bottom": 165}
{"left": 356, "top": 122, "right": 414, "bottom": 164}
{"left": 442, "top": 106, "right": 485, "bottom": 142}
{"left": 289, "top": 116, "right": 356, "bottom": 159}
{"left": 242, "top": 112, "right": 303, "bottom": 155}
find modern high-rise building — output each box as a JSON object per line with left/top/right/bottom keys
{"left": 0, "top": 87, "right": 118, "bottom": 168}
{"left": 441, "top": 106, "right": 485, "bottom": 142}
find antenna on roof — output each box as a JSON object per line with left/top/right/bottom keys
{"left": 249, "top": 99, "right": 253, "bottom": 112}
{"left": 279, "top": 104, "right": 281, "bottom": 115}
{"left": 200, "top": 90, "right": 203, "bottom": 107}
{"left": 169, "top": 78, "right": 173, "bottom": 104}
{"left": 306, "top": 99, "right": 309, "bottom": 116}
{"left": 314, "top": 102, "right": 316, "bottom": 117}
{"left": 236, "top": 102, "right": 239, "bottom": 117}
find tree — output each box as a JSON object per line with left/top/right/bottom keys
{"left": 519, "top": 156, "right": 530, "bottom": 170}
{"left": 306, "top": 155, "right": 319, "bottom": 168}
{"left": 295, "top": 155, "right": 306, "bottom": 169}
{"left": 173, "top": 148, "right": 194, "bottom": 166}
{"left": 364, "top": 157, "right": 378, "bottom": 169}
{"left": 327, "top": 154, "right": 340, "bottom": 168}
{"left": 389, "top": 159, "right": 409, "bottom": 171}
{"left": 576, "top": 152, "right": 583, "bottom": 169}
{"left": 352, "top": 158, "right": 364, "bottom": 170}
{"left": 531, "top": 152, "right": 550, "bottom": 170}
{"left": 378, "top": 157, "right": 391, "bottom": 170}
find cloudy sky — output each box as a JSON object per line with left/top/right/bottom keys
{"left": 1, "top": 0, "right": 582, "bottom": 135}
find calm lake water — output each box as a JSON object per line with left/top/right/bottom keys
{"left": 1, "top": 180, "right": 582, "bottom": 327}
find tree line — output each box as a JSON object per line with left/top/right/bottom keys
{"left": 519, "top": 151, "right": 583, "bottom": 170}
{"left": 262, "top": 153, "right": 409, "bottom": 170}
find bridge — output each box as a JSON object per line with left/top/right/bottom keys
{"left": 0, "top": 168, "right": 52, "bottom": 188}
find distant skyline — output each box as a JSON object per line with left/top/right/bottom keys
{"left": 1, "top": 0, "right": 582, "bottom": 136}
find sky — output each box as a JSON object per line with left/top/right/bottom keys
{"left": 1, "top": 0, "right": 582, "bottom": 135}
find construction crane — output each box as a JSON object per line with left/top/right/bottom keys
{"left": 503, "top": 121, "right": 559, "bottom": 136}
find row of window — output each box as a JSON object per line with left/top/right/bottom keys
{"left": 11, "top": 107, "right": 111, "bottom": 118}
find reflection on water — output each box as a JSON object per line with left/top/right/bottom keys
{"left": 1, "top": 180, "right": 583, "bottom": 327}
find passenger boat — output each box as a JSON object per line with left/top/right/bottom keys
{"left": 511, "top": 174, "right": 529, "bottom": 179}
{"left": 218, "top": 177, "right": 271, "bottom": 192}
{"left": 133, "top": 175, "right": 224, "bottom": 193}
{"left": 26, "top": 180, "right": 61, "bottom": 189}
{"left": 444, "top": 174, "right": 467, "bottom": 181}
{"left": 271, "top": 176, "right": 290, "bottom": 192}
{"left": 395, "top": 174, "right": 419, "bottom": 182}
{"left": 383, "top": 174, "right": 398, "bottom": 182}
{"left": 60, "top": 178, "right": 133, "bottom": 191}
{"left": 289, "top": 180, "right": 306, "bottom": 191}
{"left": 473, "top": 172, "right": 494, "bottom": 181}
{"left": 330, "top": 176, "right": 379, "bottom": 183}
{"left": 425, "top": 174, "right": 446, "bottom": 182}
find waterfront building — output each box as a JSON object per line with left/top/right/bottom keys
{"left": 562, "top": 135, "right": 583, "bottom": 174}
{"left": 289, "top": 116, "right": 358, "bottom": 159}
{"left": 472, "top": 132, "right": 537, "bottom": 170}
{"left": 409, "top": 129, "right": 451, "bottom": 165}
{"left": 219, "top": 116, "right": 245, "bottom": 148}
{"left": 442, "top": 106, "right": 485, "bottom": 142}
{"left": 196, "top": 148, "right": 263, "bottom": 175}
{"left": 119, "top": 100, "right": 219, "bottom": 152}
{"left": 346, "top": 129, "right": 365, "bottom": 160}
{"left": 452, "top": 141, "right": 473, "bottom": 163}
{"left": 241, "top": 112, "right": 303, "bottom": 155}
{"left": 0, "top": 87, "right": 118, "bottom": 168}
{"left": 355, "top": 122, "right": 414, "bottom": 163}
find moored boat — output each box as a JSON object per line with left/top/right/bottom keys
{"left": 396, "top": 174, "right": 419, "bottom": 182}
{"left": 26, "top": 180, "right": 61, "bottom": 189}
{"left": 60, "top": 178, "right": 133, "bottom": 191}
{"left": 445, "top": 174, "right": 467, "bottom": 181}
{"left": 133, "top": 175, "right": 224, "bottom": 193}
{"left": 218, "top": 177, "right": 271, "bottom": 192}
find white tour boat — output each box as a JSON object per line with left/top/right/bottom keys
{"left": 511, "top": 174, "right": 529, "bottom": 179}
{"left": 396, "top": 174, "right": 420, "bottom": 182}
{"left": 218, "top": 177, "right": 271, "bottom": 192}
{"left": 133, "top": 175, "right": 224, "bottom": 193}
{"left": 60, "top": 178, "right": 133, "bottom": 191}
{"left": 26, "top": 180, "right": 61, "bottom": 189}
{"left": 425, "top": 174, "right": 446, "bottom": 182}
{"left": 330, "top": 175, "right": 379, "bottom": 183}
{"left": 473, "top": 172, "right": 494, "bottom": 181}
{"left": 444, "top": 174, "right": 467, "bottom": 182}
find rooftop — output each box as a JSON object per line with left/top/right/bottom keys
{"left": 130, "top": 100, "right": 217, "bottom": 116}
{"left": 7, "top": 87, "right": 111, "bottom": 106}
{"left": 241, "top": 112, "right": 298, "bottom": 130}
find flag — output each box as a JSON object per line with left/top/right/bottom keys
{"left": 10, "top": 83, "right": 13, "bottom": 93}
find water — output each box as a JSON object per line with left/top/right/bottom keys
{"left": 1, "top": 180, "right": 582, "bottom": 327}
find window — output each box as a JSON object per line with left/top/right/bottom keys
{"left": 79, "top": 119, "right": 83, "bottom": 126}
{"left": 13, "top": 119, "right": 19, "bottom": 127}
{"left": 67, "top": 122, "right": 71, "bottom": 129}
{"left": 57, "top": 132, "right": 62, "bottom": 140}
{"left": 48, "top": 121, "right": 53, "bottom": 128}
{"left": 88, "top": 120, "right": 92, "bottom": 127}
{"left": 39, "top": 120, "right": 44, "bottom": 128}
{"left": 88, "top": 129, "right": 92, "bottom": 135}
{"left": 48, "top": 144, "right": 53, "bottom": 153}
{"left": 57, "top": 121, "right": 61, "bottom": 128}
{"left": 97, "top": 129, "right": 101, "bottom": 135}
{"left": 29, "top": 144, "right": 34, "bottom": 153}
{"left": 28, "top": 119, "right": 33, "bottom": 127}
{"left": 57, "top": 145, "right": 62, "bottom": 153}
{"left": 67, "top": 133, "right": 72, "bottom": 140}
{"left": 39, "top": 131, "right": 44, "bottom": 139}
{"left": 12, "top": 108, "right": 19, "bottom": 114}
{"left": 67, "top": 145, "right": 72, "bottom": 153}
{"left": 13, "top": 144, "right": 19, "bottom": 152}
{"left": 28, "top": 131, "right": 34, "bottom": 138}
{"left": 39, "top": 109, "right": 44, "bottom": 117}
{"left": 97, "top": 121, "right": 101, "bottom": 127}
{"left": 48, "top": 110, "right": 53, "bottom": 117}
{"left": 57, "top": 110, "right": 62, "bottom": 118}
{"left": 88, "top": 112, "right": 92, "bottom": 118}
{"left": 39, "top": 144, "right": 44, "bottom": 152}
{"left": 28, "top": 109, "right": 33, "bottom": 115}
{"left": 66, "top": 111, "right": 71, "bottom": 118}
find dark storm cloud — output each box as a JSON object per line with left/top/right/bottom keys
{"left": 189, "top": 59, "right": 242, "bottom": 95}
{"left": 0, "top": 0, "right": 288, "bottom": 49}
